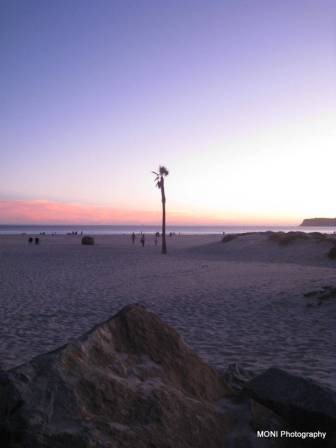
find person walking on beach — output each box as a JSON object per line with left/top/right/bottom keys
{"left": 155, "top": 234, "right": 158, "bottom": 246}
{"left": 131, "top": 232, "right": 136, "bottom": 244}
{"left": 140, "top": 234, "right": 145, "bottom": 247}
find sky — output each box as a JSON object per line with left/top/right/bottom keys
{"left": 1, "top": 0, "right": 336, "bottom": 225}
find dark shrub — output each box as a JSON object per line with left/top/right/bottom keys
{"left": 309, "top": 232, "right": 326, "bottom": 240}
{"left": 222, "top": 232, "right": 258, "bottom": 243}
{"left": 81, "top": 236, "right": 95, "bottom": 245}
{"left": 268, "top": 231, "right": 310, "bottom": 246}
{"left": 268, "top": 232, "right": 286, "bottom": 244}
{"left": 327, "top": 246, "right": 336, "bottom": 259}
{"left": 222, "top": 234, "right": 239, "bottom": 243}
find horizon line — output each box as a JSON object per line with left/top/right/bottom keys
{"left": 0, "top": 222, "right": 301, "bottom": 227}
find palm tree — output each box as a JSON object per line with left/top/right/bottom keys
{"left": 152, "top": 166, "right": 169, "bottom": 254}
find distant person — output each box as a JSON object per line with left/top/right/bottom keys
{"left": 140, "top": 234, "right": 145, "bottom": 247}
{"left": 155, "top": 234, "right": 158, "bottom": 246}
{"left": 28, "top": 237, "right": 33, "bottom": 243}
{"left": 35, "top": 237, "right": 39, "bottom": 245}
{"left": 131, "top": 232, "right": 136, "bottom": 244}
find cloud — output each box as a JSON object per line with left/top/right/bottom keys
{"left": 0, "top": 199, "right": 223, "bottom": 225}
{"left": 0, "top": 200, "right": 163, "bottom": 224}
{"left": 0, "top": 199, "right": 297, "bottom": 225}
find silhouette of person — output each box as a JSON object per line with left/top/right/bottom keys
{"left": 131, "top": 232, "right": 136, "bottom": 244}
{"left": 140, "top": 234, "right": 145, "bottom": 247}
{"left": 155, "top": 234, "right": 158, "bottom": 246}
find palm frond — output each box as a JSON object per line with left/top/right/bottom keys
{"left": 159, "top": 166, "right": 169, "bottom": 176}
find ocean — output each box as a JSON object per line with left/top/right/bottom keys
{"left": 1, "top": 224, "right": 336, "bottom": 235}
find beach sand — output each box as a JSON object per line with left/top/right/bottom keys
{"left": 0, "top": 232, "right": 335, "bottom": 391}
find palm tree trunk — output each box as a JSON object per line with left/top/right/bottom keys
{"left": 161, "top": 178, "right": 167, "bottom": 254}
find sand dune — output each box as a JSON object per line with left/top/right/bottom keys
{"left": 187, "top": 231, "right": 336, "bottom": 266}
{"left": 0, "top": 232, "right": 335, "bottom": 393}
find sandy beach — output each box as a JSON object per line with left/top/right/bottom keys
{"left": 0, "top": 232, "right": 335, "bottom": 392}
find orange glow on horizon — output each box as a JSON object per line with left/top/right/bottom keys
{"left": 0, "top": 199, "right": 299, "bottom": 226}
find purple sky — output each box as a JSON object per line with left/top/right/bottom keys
{"left": 1, "top": 0, "right": 336, "bottom": 224}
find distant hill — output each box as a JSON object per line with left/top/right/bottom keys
{"left": 300, "top": 218, "right": 336, "bottom": 227}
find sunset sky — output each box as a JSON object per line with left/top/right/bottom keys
{"left": 1, "top": 0, "right": 336, "bottom": 225}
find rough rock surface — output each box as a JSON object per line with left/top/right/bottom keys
{"left": 0, "top": 304, "right": 245, "bottom": 448}
{"left": 245, "top": 368, "right": 336, "bottom": 442}
{"left": 2, "top": 304, "right": 328, "bottom": 447}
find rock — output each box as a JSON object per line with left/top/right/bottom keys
{"left": 304, "top": 286, "right": 336, "bottom": 302}
{"left": 222, "top": 363, "right": 256, "bottom": 393}
{"left": 301, "top": 218, "right": 336, "bottom": 226}
{"left": 244, "top": 368, "right": 336, "bottom": 435}
{"left": 0, "top": 304, "right": 235, "bottom": 448}
{"left": 81, "top": 236, "right": 95, "bottom": 245}
{"left": 250, "top": 399, "right": 287, "bottom": 434}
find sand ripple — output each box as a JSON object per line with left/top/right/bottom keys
{"left": 0, "top": 234, "right": 335, "bottom": 391}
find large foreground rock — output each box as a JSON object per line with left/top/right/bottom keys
{"left": 245, "top": 368, "right": 336, "bottom": 440}
{"left": 0, "top": 304, "right": 237, "bottom": 448}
